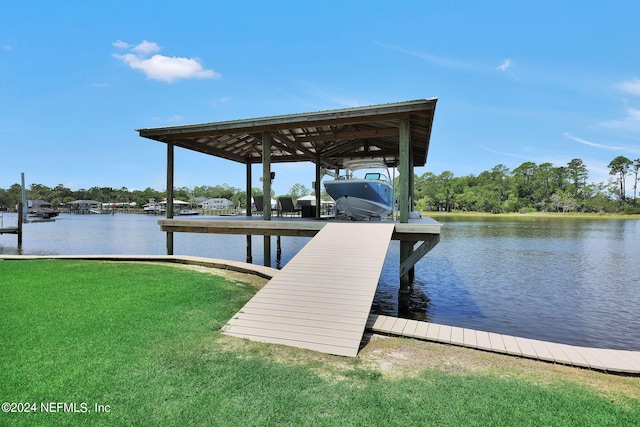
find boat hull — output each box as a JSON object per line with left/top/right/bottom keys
{"left": 27, "top": 209, "right": 59, "bottom": 219}
{"left": 324, "top": 179, "right": 394, "bottom": 220}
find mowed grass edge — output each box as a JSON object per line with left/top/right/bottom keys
{"left": 1, "top": 259, "right": 638, "bottom": 426}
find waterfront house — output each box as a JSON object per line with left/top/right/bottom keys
{"left": 201, "top": 198, "right": 233, "bottom": 210}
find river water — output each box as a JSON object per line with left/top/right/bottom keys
{"left": 1, "top": 212, "right": 638, "bottom": 350}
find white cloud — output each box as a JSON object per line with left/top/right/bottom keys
{"left": 617, "top": 78, "right": 640, "bottom": 96}
{"left": 375, "top": 42, "right": 476, "bottom": 70}
{"left": 496, "top": 59, "right": 513, "bottom": 71}
{"left": 132, "top": 40, "right": 160, "bottom": 56}
{"left": 112, "top": 40, "right": 130, "bottom": 49}
{"left": 113, "top": 40, "right": 221, "bottom": 83}
{"left": 599, "top": 107, "right": 640, "bottom": 131}
{"left": 3, "top": 45, "right": 12, "bottom": 51}
{"left": 563, "top": 132, "right": 633, "bottom": 151}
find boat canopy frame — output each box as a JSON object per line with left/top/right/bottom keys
{"left": 138, "top": 99, "right": 437, "bottom": 171}
{"left": 137, "top": 98, "right": 437, "bottom": 257}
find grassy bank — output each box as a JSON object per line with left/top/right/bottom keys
{"left": 1, "top": 260, "right": 639, "bottom": 426}
{"left": 423, "top": 210, "right": 640, "bottom": 220}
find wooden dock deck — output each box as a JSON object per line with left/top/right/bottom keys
{"left": 367, "top": 314, "right": 640, "bottom": 375}
{"left": 222, "top": 222, "right": 396, "bottom": 357}
{"left": 158, "top": 216, "right": 441, "bottom": 240}
{"left": 0, "top": 226, "right": 19, "bottom": 235}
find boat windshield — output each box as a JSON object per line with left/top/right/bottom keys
{"left": 363, "top": 172, "right": 389, "bottom": 182}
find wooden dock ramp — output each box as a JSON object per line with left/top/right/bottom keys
{"left": 222, "top": 222, "right": 396, "bottom": 357}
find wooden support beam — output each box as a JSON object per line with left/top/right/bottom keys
{"left": 409, "top": 142, "right": 414, "bottom": 212}
{"left": 399, "top": 235, "right": 440, "bottom": 277}
{"left": 276, "top": 235, "right": 282, "bottom": 268}
{"left": 158, "top": 219, "right": 442, "bottom": 239}
{"left": 246, "top": 160, "right": 252, "bottom": 217}
{"left": 315, "top": 157, "right": 321, "bottom": 219}
{"left": 399, "top": 240, "right": 413, "bottom": 291}
{"left": 246, "top": 159, "right": 252, "bottom": 263}
{"left": 398, "top": 119, "right": 417, "bottom": 291}
{"left": 17, "top": 202, "right": 23, "bottom": 247}
{"left": 262, "top": 132, "right": 272, "bottom": 220}
{"left": 166, "top": 141, "right": 174, "bottom": 255}
{"left": 262, "top": 131, "right": 272, "bottom": 267}
{"left": 398, "top": 118, "right": 410, "bottom": 223}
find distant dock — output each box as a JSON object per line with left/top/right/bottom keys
{"left": 0, "top": 204, "right": 23, "bottom": 245}
{"left": 0, "top": 225, "right": 19, "bottom": 234}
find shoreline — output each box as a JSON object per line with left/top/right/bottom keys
{"left": 423, "top": 211, "right": 640, "bottom": 220}
{"left": 3, "top": 255, "right": 639, "bottom": 374}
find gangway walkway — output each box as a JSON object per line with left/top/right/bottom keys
{"left": 222, "top": 222, "right": 396, "bottom": 357}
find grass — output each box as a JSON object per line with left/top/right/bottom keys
{"left": 1, "top": 259, "right": 639, "bottom": 426}
{"left": 423, "top": 210, "right": 640, "bottom": 220}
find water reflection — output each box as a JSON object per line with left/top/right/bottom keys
{"left": 1, "top": 213, "right": 638, "bottom": 350}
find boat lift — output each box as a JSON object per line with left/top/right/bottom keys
{"left": 0, "top": 203, "right": 23, "bottom": 246}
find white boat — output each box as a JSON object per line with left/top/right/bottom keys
{"left": 142, "top": 199, "right": 163, "bottom": 214}
{"left": 323, "top": 160, "right": 395, "bottom": 221}
{"left": 178, "top": 209, "right": 199, "bottom": 216}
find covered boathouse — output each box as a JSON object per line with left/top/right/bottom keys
{"left": 137, "top": 99, "right": 441, "bottom": 356}
{"left": 137, "top": 99, "right": 440, "bottom": 280}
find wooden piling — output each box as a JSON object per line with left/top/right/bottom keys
{"left": 17, "top": 202, "right": 23, "bottom": 247}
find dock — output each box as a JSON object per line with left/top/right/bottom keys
{"left": 367, "top": 314, "right": 640, "bottom": 375}
{"left": 157, "top": 216, "right": 441, "bottom": 239}
{"left": 0, "top": 226, "right": 19, "bottom": 235}
{"left": 0, "top": 206, "right": 23, "bottom": 245}
{"left": 222, "top": 222, "right": 396, "bottom": 357}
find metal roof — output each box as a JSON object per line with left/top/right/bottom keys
{"left": 137, "top": 98, "right": 437, "bottom": 169}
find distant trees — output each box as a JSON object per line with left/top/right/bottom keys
{"left": 633, "top": 159, "right": 640, "bottom": 205}
{"left": 287, "top": 183, "right": 312, "bottom": 203}
{"left": 567, "top": 158, "right": 588, "bottom": 197}
{"left": 412, "top": 157, "right": 637, "bottom": 214}
{"left": 0, "top": 184, "right": 23, "bottom": 210}
{"left": 0, "top": 183, "right": 245, "bottom": 211}
{"left": 608, "top": 156, "right": 633, "bottom": 201}
{"left": 3, "top": 155, "right": 640, "bottom": 214}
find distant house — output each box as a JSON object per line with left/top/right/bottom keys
{"left": 201, "top": 198, "right": 233, "bottom": 210}
{"left": 191, "top": 197, "right": 207, "bottom": 206}
{"left": 67, "top": 200, "right": 103, "bottom": 214}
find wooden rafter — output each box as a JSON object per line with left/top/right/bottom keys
{"left": 138, "top": 99, "right": 437, "bottom": 169}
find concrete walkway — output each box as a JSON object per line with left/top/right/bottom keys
{"left": 0, "top": 254, "right": 279, "bottom": 279}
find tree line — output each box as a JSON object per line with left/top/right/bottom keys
{"left": 412, "top": 156, "right": 640, "bottom": 214}
{"left": 0, "top": 184, "right": 248, "bottom": 211}
{"left": 0, "top": 181, "right": 320, "bottom": 212}
{"left": 2, "top": 156, "right": 639, "bottom": 214}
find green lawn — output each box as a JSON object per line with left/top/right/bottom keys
{"left": 424, "top": 210, "right": 640, "bottom": 220}
{"left": 1, "top": 259, "right": 638, "bottom": 426}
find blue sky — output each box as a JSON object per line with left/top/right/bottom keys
{"left": 2, "top": 1, "right": 639, "bottom": 196}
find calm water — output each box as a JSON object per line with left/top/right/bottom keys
{"left": 1, "top": 213, "right": 638, "bottom": 350}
